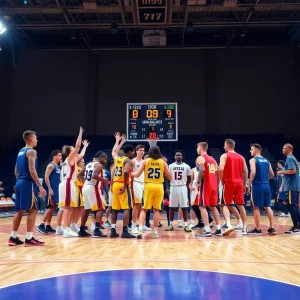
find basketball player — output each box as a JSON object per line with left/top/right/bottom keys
{"left": 58, "top": 126, "right": 84, "bottom": 238}
{"left": 165, "top": 151, "right": 192, "bottom": 233}
{"left": 248, "top": 144, "right": 275, "bottom": 235}
{"left": 276, "top": 160, "right": 290, "bottom": 217}
{"left": 37, "top": 150, "right": 62, "bottom": 235}
{"left": 8, "top": 130, "right": 46, "bottom": 246}
{"left": 277, "top": 144, "right": 300, "bottom": 233}
{"left": 196, "top": 142, "right": 222, "bottom": 237}
{"left": 132, "top": 146, "right": 172, "bottom": 239}
{"left": 78, "top": 151, "right": 108, "bottom": 237}
{"left": 219, "top": 139, "right": 248, "bottom": 236}
{"left": 111, "top": 144, "right": 136, "bottom": 238}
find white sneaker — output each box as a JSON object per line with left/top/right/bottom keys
{"left": 178, "top": 221, "right": 183, "bottom": 228}
{"left": 142, "top": 225, "right": 152, "bottom": 232}
{"left": 189, "top": 223, "right": 195, "bottom": 229}
{"left": 222, "top": 225, "right": 235, "bottom": 236}
{"left": 70, "top": 223, "right": 79, "bottom": 233}
{"left": 278, "top": 213, "right": 290, "bottom": 218}
{"left": 63, "top": 227, "right": 79, "bottom": 238}
{"left": 221, "top": 221, "right": 227, "bottom": 229}
{"left": 56, "top": 226, "right": 64, "bottom": 235}
{"left": 131, "top": 226, "right": 139, "bottom": 234}
{"left": 90, "top": 223, "right": 95, "bottom": 232}
{"left": 234, "top": 222, "right": 243, "bottom": 230}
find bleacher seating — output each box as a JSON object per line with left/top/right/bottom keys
{"left": 0, "top": 134, "right": 291, "bottom": 194}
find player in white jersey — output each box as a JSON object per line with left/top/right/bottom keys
{"left": 166, "top": 151, "right": 192, "bottom": 233}
{"left": 131, "top": 144, "right": 146, "bottom": 234}
{"left": 78, "top": 151, "right": 109, "bottom": 238}
{"left": 58, "top": 127, "right": 84, "bottom": 238}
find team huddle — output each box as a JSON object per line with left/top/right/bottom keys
{"left": 8, "top": 127, "right": 300, "bottom": 246}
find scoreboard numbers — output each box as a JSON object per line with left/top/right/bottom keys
{"left": 126, "top": 103, "right": 178, "bottom": 142}
{"left": 137, "top": 0, "right": 167, "bottom": 25}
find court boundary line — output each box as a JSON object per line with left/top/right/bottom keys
{"left": 0, "top": 268, "right": 299, "bottom": 290}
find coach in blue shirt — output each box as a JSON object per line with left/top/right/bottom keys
{"left": 277, "top": 144, "right": 300, "bottom": 233}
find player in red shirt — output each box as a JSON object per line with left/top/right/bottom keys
{"left": 196, "top": 142, "right": 222, "bottom": 237}
{"left": 219, "top": 139, "right": 248, "bottom": 236}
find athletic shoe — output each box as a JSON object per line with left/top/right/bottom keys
{"left": 178, "top": 221, "right": 183, "bottom": 228}
{"left": 222, "top": 226, "right": 235, "bottom": 236}
{"left": 131, "top": 226, "right": 139, "bottom": 234}
{"left": 188, "top": 223, "right": 195, "bottom": 229}
{"left": 56, "top": 227, "right": 64, "bottom": 235}
{"left": 127, "top": 223, "right": 132, "bottom": 231}
{"left": 192, "top": 223, "right": 204, "bottom": 230}
{"left": 90, "top": 223, "right": 95, "bottom": 232}
{"left": 221, "top": 222, "right": 228, "bottom": 229}
{"left": 24, "top": 237, "right": 45, "bottom": 247}
{"left": 285, "top": 227, "right": 300, "bottom": 234}
{"left": 8, "top": 236, "right": 24, "bottom": 246}
{"left": 142, "top": 225, "right": 152, "bottom": 232}
{"left": 158, "top": 222, "right": 163, "bottom": 227}
{"left": 197, "top": 231, "right": 212, "bottom": 237}
{"left": 165, "top": 224, "right": 174, "bottom": 231}
{"left": 214, "top": 229, "right": 223, "bottom": 236}
{"left": 70, "top": 223, "right": 80, "bottom": 233}
{"left": 46, "top": 225, "right": 56, "bottom": 233}
{"left": 121, "top": 231, "right": 136, "bottom": 238}
{"left": 242, "top": 229, "right": 248, "bottom": 235}
{"left": 78, "top": 229, "right": 91, "bottom": 237}
{"left": 93, "top": 230, "right": 107, "bottom": 238}
{"left": 184, "top": 226, "right": 192, "bottom": 233}
{"left": 63, "top": 227, "right": 79, "bottom": 238}
{"left": 152, "top": 232, "right": 161, "bottom": 238}
{"left": 278, "top": 213, "right": 290, "bottom": 218}
{"left": 104, "top": 220, "right": 111, "bottom": 227}
{"left": 110, "top": 228, "right": 119, "bottom": 238}
{"left": 267, "top": 228, "right": 276, "bottom": 235}
{"left": 145, "top": 223, "right": 151, "bottom": 228}
{"left": 36, "top": 224, "right": 48, "bottom": 235}
{"left": 234, "top": 222, "right": 243, "bottom": 230}
{"left": 248, "top": 228, "right": 262, "bottom": 235}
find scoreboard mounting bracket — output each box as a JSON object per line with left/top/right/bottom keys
{"left": 126, "top": 103, "right": 178, "bottom": 142}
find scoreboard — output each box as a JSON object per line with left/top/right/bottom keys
{"left": 137, "top": 0, "right": 167, "bottom": 24}
{"left": 126, "top": 103, "right": 178, "bottom": 142}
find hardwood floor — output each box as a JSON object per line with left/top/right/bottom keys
{"left": 0, "top": 215, "right": 299, "bottom": 287}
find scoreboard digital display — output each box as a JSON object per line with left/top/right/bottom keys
{"left": 137, "top": 0, "right": 167, "bottom": 25}
{"left": 126, "top": 103, "right": 178, "bottom": 142}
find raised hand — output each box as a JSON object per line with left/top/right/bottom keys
{"left": 82, "top": 140, "right": 90, "bottom": 148}
{"left": 80, "top": 126, "right": 84, "bottom": 134}
{"left": 121, "top": 134, "right": 126, "bottom": 144}
{"left": 114, "top": 132, "right": 121, "bottom": 142}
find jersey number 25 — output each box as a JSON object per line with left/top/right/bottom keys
{"left": 148, "top": 168, "right": 160, "bottom": 179}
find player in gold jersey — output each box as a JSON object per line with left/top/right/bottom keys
{"left": 111, "top": 144, "right": 136, "bottom": 238}
{"left": 132, "top": 146, "right": 172, "bottom": 238}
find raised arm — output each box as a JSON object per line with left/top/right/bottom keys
{"left": 44, "top": 164, "right": 55, "bottom": 196}
{"left": 76, "top": 140, "right": 90, "bottom": 163}
{"left": 112, "top": 132, "right": 126, "bottom": 159}
{"left": 27, "top": 149, "right": 46, "bottom": 197}
{"left": 68, "top": 126, "right": 84, "bottom": 165}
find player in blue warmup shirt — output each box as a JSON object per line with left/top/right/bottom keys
{"left": 277, "top": 143, "right": 300, "bottom": 234}
{"left": 248, "top": 144, "right": 275, "bottom": 235}
{"left": 8, "top": 130, "right": 47, "bottom": 247}
{"left": 37, "top": 150, "right": 62, "bottom": 235}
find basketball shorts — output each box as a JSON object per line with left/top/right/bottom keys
{"left": 169, "top": 185, "right": 189, "bottom": 208}
{"left": 75, "top": 185, "right": 84, "bottom": 207}
{"left": 46, "top": 186, "right": 59, "bottom": 208}
{"left": 278, "top": 191, "right": 299, "bottom": 205}
{"left": 58, "top": 180, "right": 77, "bottom": 208}
{"left": 199, "top": 186, "right": 218, "bottom": 207}
{"left": 251, "top": 184, "right": 271, "bottom": 207}
{"left": 190, "top": 187, "right": 199, "bottom": 206}
{"left": 132, "top": 181, "right": 144, "bottom": 205}
{"left": 112, "top": 182, "right": 132, "bottom": 210}
{"left": 14, "top": 179, "right": 39, "bottom": 211}
{"left": 143, "top": 183, "right": 164, "bottom": 210}
{"left": 223, "top": 182, "right": 244, "bottom": 205}
{"left": 82, "top": 185, "right": 105, "bottom": 211}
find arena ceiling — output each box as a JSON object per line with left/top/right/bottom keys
{"left": 0, "top": 0, "right": 300, "bottom": 49}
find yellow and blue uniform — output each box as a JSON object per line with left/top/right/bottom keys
{"left": 75, "top": 166, "right": 84, "bottom": 207}
{"left": 15, "top": 147, "right": 39, "bottom": 211}
{"left": 143, "top": 158, "right": 165, "bottom": 210}
{"left": 45, "top": 162, "right": 60, "bottom": 207}
{"left": 112, "top": 156, "right": 132, "bottom": 210}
